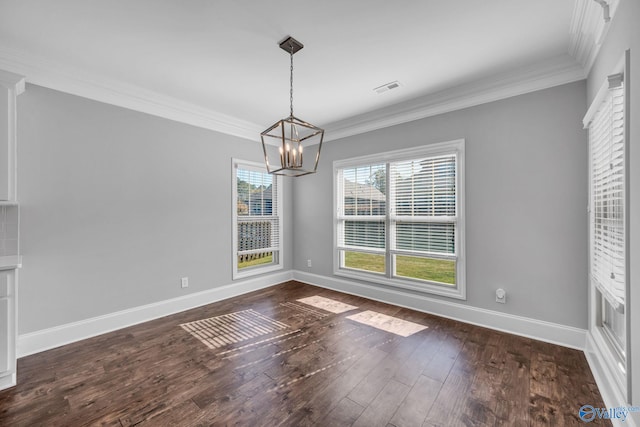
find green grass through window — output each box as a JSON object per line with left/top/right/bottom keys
{"left": 343, "top": 251, "right": 455, "bottom": 285}
{"left": 238, "top": 254, "right": 273, "bottom": 269}
{"left": 396, "top": 255, "right": 455, "bottom": 285}
{"left": 344, "top": 252, "right": 385, "bottom": 273}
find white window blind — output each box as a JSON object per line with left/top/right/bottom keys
{"left": 337, "top": 163, "right": 386, "bottom": 252}
{"left": 390, "top": 155, "right": 456, "bottom": 258}
{"left": 588, "top": 76, "right": 625, "bottom": 311}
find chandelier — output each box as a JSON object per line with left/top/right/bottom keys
{"left": 261, "top": 36, "right": 324, "bottom": 177}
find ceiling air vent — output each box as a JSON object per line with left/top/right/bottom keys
{"left": 374, "top": 81, "right": 402, "bottom": 94}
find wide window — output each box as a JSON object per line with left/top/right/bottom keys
{"left": 232, "top": 159, "right": 283, "bottom": 279}
{"left": 334, "top": 140, "right": 465, "bottom": 299}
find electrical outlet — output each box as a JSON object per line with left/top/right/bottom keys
{"left": 495, "top": 288, "right": 506, "bottom": 304}
{"left": 181, "top": 277, "right": 189, "bottom": 288}
{"left": 307, "top": 259, "right": 312, "bottom": 268}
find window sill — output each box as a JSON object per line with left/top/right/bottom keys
{"left": 233, "top": 263, "right": 284, "bottom": 281}
{"left": 334, "top": 268, "right": 466, "bottom": 300}
{"left": 0, "top": 255, "right": 21, "bottom": 270}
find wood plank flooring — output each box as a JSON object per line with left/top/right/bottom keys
{"left": 0, "top": 281, "right": 610, "bottom": 426}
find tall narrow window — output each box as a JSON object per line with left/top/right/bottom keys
{"left": 391, "top": 155, "right": 457, "bottom": 286}
{"left": 585, "top": 66, "right": 629, "bottom": 400}
{"left": 339, "top": 163, "right": 387, "bottom": 274}
{"left": 590, "top": 76, "right": 626, "bottom": 302}
{"left": 589, "top": 75, "right": 626, "bottom": 348}
{"left": 232, "top": 159, "right": 283, "bottom": 279}
{"left": 335, "top": 140, "right": 465, "bottom": 299}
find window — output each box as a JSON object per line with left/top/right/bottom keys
{"left": 589, "top": 74, "right": 626, "bottom": 352}
{"left": 584, "top": 63, "right": 629, "bottom": 400}
{"left": 334, "top": 140, "right": 465, "bottom": 299}
{"left": 232, "top": 159, "right": 283, "bottom": 279}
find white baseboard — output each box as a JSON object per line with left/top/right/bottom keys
{"left": 293, "top": 270, "right": 587, "bottom": 350}
{"left": 17, "top": 270, "right": 293, "bottom": 358}
{"left": 18, "top": 269, "right": 586, "bottom": 356}
{"left": 0, "top": 373, "right": 16, "bottom": 391}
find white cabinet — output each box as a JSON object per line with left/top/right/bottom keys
{"left": 0, "top": 269, "right": 17, "bottom": 390}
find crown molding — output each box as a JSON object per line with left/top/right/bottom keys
{"left": 569, "top": 0, "right": 619, "bottom": 74}
{"left": 0, "top": 69, "right": 25, "bottom": 94}
{"left": 323, "top": 55, "right": 586, "bottom": 142}
{"left": 0, "top": 46, "right": 263, "bottom": 141}
{"left": 1, "top": 46, "right": 586, "bottom": 145}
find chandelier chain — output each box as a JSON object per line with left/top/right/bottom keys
{"left": 290, "top": 42, "right": 294, "bottom": 117}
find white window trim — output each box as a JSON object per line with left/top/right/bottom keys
{"left": 232, "top": 158, "right": 283, "bottom": 280}
{"left": 333, "top": 139, "right": 466, "bottom": 300}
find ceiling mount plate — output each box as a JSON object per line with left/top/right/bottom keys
{"left": 279, "top": 36, "right": 304, "bottom": 55}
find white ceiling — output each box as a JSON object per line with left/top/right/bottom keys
{"left": 0, "top": 0, "right": 595, "bottom": 140}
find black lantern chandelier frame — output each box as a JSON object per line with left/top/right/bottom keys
{"left": 260, "top": 36, "right": 324, "bottom": 177}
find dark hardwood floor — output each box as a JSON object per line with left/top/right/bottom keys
{"left": 0, "top": 281, "right": 610, "bottom": 426}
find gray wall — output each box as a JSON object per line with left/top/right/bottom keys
{"left": 17, "top": 84, "right": 292, "bottom": 334}
{"left": 16, "top": 81, "right": 589, "bottom": 334}
{"left": 587, "top": 0, "right": 640, "bottom": 407}
{"left": 293, "top": 80, "right": 588, "bottom": 329}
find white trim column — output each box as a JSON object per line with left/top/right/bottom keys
{"left": 0, "top": 69, "right": 25, "bottom": 202}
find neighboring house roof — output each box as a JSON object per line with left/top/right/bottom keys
{"left": 343, "top": 180, "right": 385, "bottom": 202}
{"left": 260, "top": 188, "right": 272, "bottom": 200}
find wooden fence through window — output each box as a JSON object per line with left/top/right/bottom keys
{"left": 238, "top": 221, "right": 273, "bottom": 263}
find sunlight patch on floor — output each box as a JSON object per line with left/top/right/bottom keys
{"left": 346, "top": 310, "right": 427, "bottom": 337}
{"left": 296, "top": 295, "right": 359, "bottom": 314}
{"left": 280, "top": 301, "right": 329, "bottom": 319}
{"left": 180, "top": 309, "right": 289, "bottom": 349}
